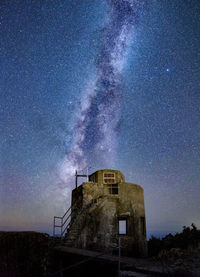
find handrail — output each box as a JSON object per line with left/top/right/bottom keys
{"left": 61, "top": 222, "right": 70, "bottom": 237}
{"left": 53, "top": 199, "right": 94, "bottom": 238}
{"left": 53, "top": 166, "right": 99, "bottom": 237}
{"left": 53, "top": 206, "right": 72, "bottom": 237}
{"left": 62, "top": 213, "right": 71, "bottom": 227}
{"left": 62, "top": 206, "right": 71, "bottom": 219}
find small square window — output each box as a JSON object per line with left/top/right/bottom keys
{"left": 118, "top": 219, "right": 127, "bottom": 235}
{"left": 108, "top": 183, "right": 118, "bottom": 194}
{"left": 103, "top": 172, "right": 115, "bottom": 184}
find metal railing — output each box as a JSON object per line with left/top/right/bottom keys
{"left": 53, "top": 206, "right": 71, "bottom": 237}
{"left": 53, "top": 199, "right": 94, "bottom": 238}
{"left": 53, "top": 166, "right": 100, "bottom": 237}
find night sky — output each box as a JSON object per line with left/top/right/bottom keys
{"left": 1, "top": 0, "right": 200, "bottom": 238}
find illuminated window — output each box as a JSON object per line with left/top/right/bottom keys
{"left": 103, "top": 172, "right": 115, "bottom": 184}
{"left": 118, "top": 219, "right": 127, "bottom": 235}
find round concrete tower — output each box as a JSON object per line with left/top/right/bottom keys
{"left": 67, "top": 169, "right": 147, "bottom": 257}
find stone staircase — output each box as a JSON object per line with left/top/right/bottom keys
{"left": 63, "top": 201, "right": 93, "bottom": 247}
{"left": 64, "top": 228, "right": 81, "bottom": 247}
{"left": 53, "top": 200, "right": 94, "bottom": 247}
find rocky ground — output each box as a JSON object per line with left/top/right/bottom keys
{"left": 0, "top": 231, "right": 50, "bottom": 277}
{"left": 155, "top": 247, "right": 200, "bottom": 276}
{"left": 0, "top": 232, "right": 199, "bottom": 277}
{"left": 54, "top": 245, "right": 200, "bottom": 276}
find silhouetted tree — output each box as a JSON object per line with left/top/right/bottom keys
{"left": 148, "top": 223, "right": 200, "bottom": 257}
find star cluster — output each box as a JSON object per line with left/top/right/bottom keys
{"left": 0, "top": 0, "right": 200, "bottom": 237}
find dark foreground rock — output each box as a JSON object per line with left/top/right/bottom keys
{"left": 0, "top": 232, "right": 199, "bottom": 277}
{"left": 157, "top": 247, "right": 200, "bottom": 276}
{"left": 0, "top": 232, "right": 118, "bottom": 277}
{"left": 0, "top": 231, "right": 50, "bottom": 277}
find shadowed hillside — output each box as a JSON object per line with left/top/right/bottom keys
{"left": 0, "top": 232, "right": 50, "bottom": 277}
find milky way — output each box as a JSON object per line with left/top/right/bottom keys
{"left": 60, "top": 0, "right": 144, "bottom": 185}
{"left": 1, "top": 0, "right": 200, "bottom": 236}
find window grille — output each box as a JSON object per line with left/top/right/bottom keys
{"left": 103, "top": 172, "right": 115, "bottom": 184}
{"left": 108, "top": 183, "right": 118, "bottom": 194}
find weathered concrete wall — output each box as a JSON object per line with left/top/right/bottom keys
{"left": 66, "top": 170, "right": 147, "bottom": 257}
{"left": 89, "top": 169, "right": 125, "bottom": 184}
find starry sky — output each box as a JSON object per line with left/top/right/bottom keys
{"left": 1, "top": 0, "right": 200, "bottom": 238}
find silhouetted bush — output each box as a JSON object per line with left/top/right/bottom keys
{"left": 148, "top": 236, "right": 163, "bottom": 257}
{"left": 148, "top": 223, "right": 200, "bottom": 257}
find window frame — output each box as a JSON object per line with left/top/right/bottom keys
{"left": 108, "top": 183, "right": 119, "bottom": 195}
{"left": 118, "top": 218, "right": 127, "bottom": 235}
{"left": 103, "top": 172, "right": 116, "bottom": 184}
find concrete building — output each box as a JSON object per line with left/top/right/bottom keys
{"left": 65, "top": 169, "right": 147, "bottom": 257}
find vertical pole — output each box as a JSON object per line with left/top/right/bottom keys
{"left": 118, "top": 237, "right": 121, "bottom": 277}
{"left": 86, "top": 166, "right": 89, "bottom": 182}
{"left": 75, "top": 170, "right": 77, "bottom": 188}
{"left": 53, "top": 217, "right": 55, "bottom": 237}
{"left": 60, "top": 260, "right": 63, "bottom": 277}
{"left": 61, "top": 217, "right": 63, "bottom": 237}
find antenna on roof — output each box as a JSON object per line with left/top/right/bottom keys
{"left": 75, "top": 165, "right": 100, "bottom": 188}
